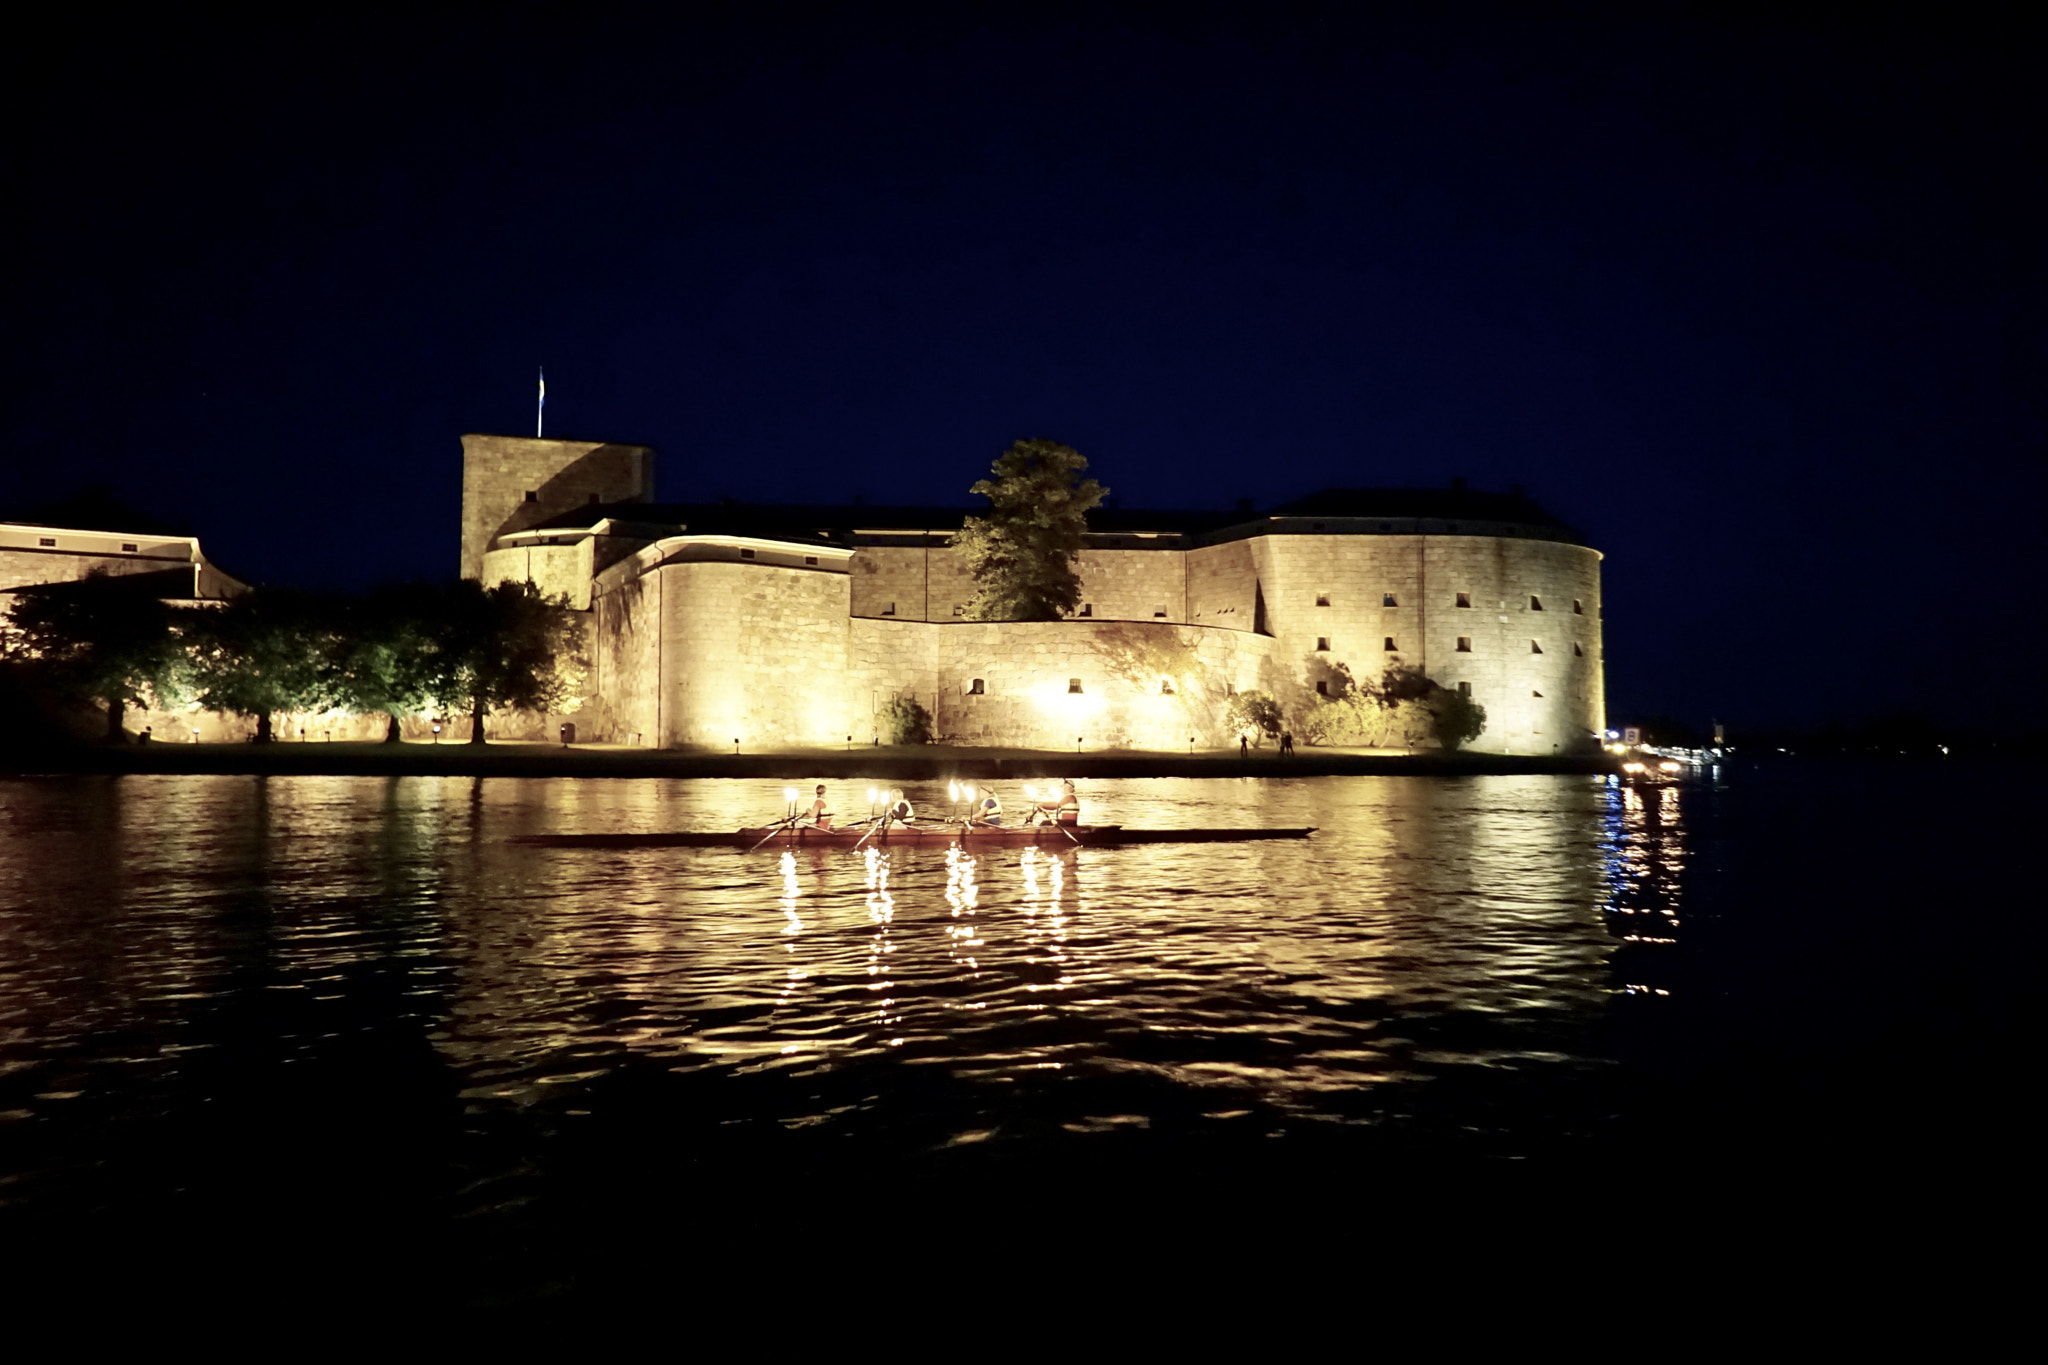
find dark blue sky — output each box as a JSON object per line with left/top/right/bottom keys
{"left": 6, "top": 4, "right": 2040, "bottom": 730}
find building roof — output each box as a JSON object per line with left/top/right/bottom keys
{"left": 525, "top": 484, "right": 1589, "bottom": 548}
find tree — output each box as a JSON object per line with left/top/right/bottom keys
{"left": 181, "top": 590, "right": 338, "bottom": 743}
{"left": 1428, "top": 687, "right": 1487, "bottom": 752}
{"left": 878, "top": 694, "right": 932, "bottom": 745}
{"left": 328, "top": 583, "right": 441, "bottom": 741}
{"left": 952, "top": 438, "right": 1107, "bottom": 621}
{"left": 1, "top": 571, "right": 184, "bottom": 740}
{"left": 418, "top": 579, "right": 582, "bottom": 743}
{"left": 1224, "top": 689, "right": 1283, "bottom": 747}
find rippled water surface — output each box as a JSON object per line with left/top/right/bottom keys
{"left": 1, "top": 766, "right": 2034, "bottom": 1298}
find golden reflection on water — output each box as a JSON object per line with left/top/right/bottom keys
{"left": 0, "top": 774, "right": 1664, "bottom": 1137}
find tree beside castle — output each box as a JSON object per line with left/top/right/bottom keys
{"left": 952, "top": 438, "right": 1107, "bottom": 621}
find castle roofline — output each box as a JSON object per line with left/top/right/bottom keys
{"left": 521, "top": 486, "right": 1589, "bottom": 548}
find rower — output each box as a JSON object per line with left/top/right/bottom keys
{"left": 884, "top": 788, "right": 915, "bottom": 826}
{"left": 970, "top": 788, "right": 1003, "bottom": 826}
{"left": 1037, "top": 779, "right": 1080, "bottom": 827}
{"left": 801, "top": 784, "right": 832, "bottom": 830}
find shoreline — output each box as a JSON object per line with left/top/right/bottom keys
{"left": 2, "top": 739, "right": 1618, "bottom": 780}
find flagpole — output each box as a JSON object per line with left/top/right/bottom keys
{"left": 537, "top": 367, "right": 546, "bottom": 438}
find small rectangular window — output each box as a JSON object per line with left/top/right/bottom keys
{"left": 1529, "top": 595, "right": 1543, "bottom": 611}
{"left": 1315, "top": 680, "right": 1329, "bottom": 696}
{"left": 1383, "top": 637, "right": 1398, "bottom": 652}
{"left": 1532, "top": 690, "right": 1544, "bottom": 698}
{"left": 740, "top": 548, "right": 755, "bottom": 559}
{"left": 1316, "top": 637, "right": 1330, "bottom": 651}
{"left": 1152, "top": 608, "right": 1167, "bottom": 618}
{"left": 969, "top": 678, "right": 984, "bottom": 695}
{"left": 1382, "top": 593, "right": 1397, "bottom": 607}
{"left": 1315, "top": 594, "right": 1330, "bottom": 606}
{"left": 38, "top": 537, "right": 55, "bottom": 546}
{"left": 1079, "top": 604, "right": 1092, "bottom": 617}
{"left": 121, "top": 543, "right": 137, "bottom": 553}
{"left": 953, "top": 604, "right": 965, "bottom": 616}
{"left": 1226, "top": 682, "right": 1237, "bottom": 696}
{"left": 805, "top": 556, "right": 818, "bottom": 565}
{"left": 1068, "top": 678, "right": 1083, "bottom": 694}
{"left": 1531, "top": 640, "right": 1543, "bottom": 654}
{"left": 1455, "top": 592, "right": 1471, "bottom": 608}
{"left": 1573, "top": 642, "right": 1584, "bottom": 657}
{"left": 882, "top": 602, "right": 896, "bottom": 616}
{"left": 1573, "top": 599, "right": 1584, "bottom": 615}
{"left": 1458, "top": 681, "right": 1472, "bottom": 697}
{"left": 1456, "top": 637, "right": 1472, "bottom": 652}
{"left": 524, "top": 491, "right": 538, "bottom": 502}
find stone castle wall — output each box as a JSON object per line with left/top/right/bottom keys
{"left": 577, "top": 531, "right": 1601, "bottom": 753}
{"left": 848, "top": 542, "right": 1191, "bottom": 624}
{"left": 460, "top": 434, "right": 653, "bottom": 580}
{"left": 479, "top": 540, "right": 597, "bottom": 609}
{"left": 849, "top": 619, "right": 1278, "bottom": 750}
{"left": 1248, "top": 534, "right": 1604, "bottom": 752}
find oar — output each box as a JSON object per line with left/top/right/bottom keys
{"left": 746, "top": 816, "right": 797, "bottom": 853}
{"left": 1023, "top": 786, "right": 1082, "bottom": 846}
{"left": 852, "top": 812, "right": 886, "bottom": 852}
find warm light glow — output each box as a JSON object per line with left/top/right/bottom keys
{"left": 964, "top": 784, "right": 975, "bottom": 800}
{"left": 784, "top": 787, "right": 798, "bottom": 802}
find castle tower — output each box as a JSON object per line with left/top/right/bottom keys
{"left": 460, "top": 434, "right": 655, "bottom": 580}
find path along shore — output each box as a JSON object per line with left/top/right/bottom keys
{"left": 2, "top": 739, "right": 1618, "bottom": 780}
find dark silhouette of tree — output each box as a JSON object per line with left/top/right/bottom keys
{"left": 1, "top": 570, "right": 183, "bottom": 741}
{"left": 417, "top": 579, "right": 582, "bottom": 744}
{"left": 952, "top": 438, "right": 1107, "bottom": 621}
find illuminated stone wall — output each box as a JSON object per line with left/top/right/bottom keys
{"left": 1249, "top": 534, "right": 1604, "bottom": 753}
{"left": 562, "top": 510, "right": 1602, "bottom": 754}
{"left": 459, "top": 434, "right": 653, "bottom": 581}
{"left": 586, "top": 558, "right": 853, "bottom": 749}
{"left": 1186, "top": 538, "right": 1259, "bottom": 629}
{"left": 585, "top": 570, "right": 666, "bottom": 746}
{"left": 848, "top": 542, "right": 1188, "bottom": 624}
{"left": 848, "top": 618, "right": 1277, "bottom": 750}
{"left": 478, "top": 540, "right": 597, "bottom": 610}
{"left": 847, "top": 541, "right": 966, "bottom": 621}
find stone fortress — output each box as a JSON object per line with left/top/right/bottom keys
{"left": 466, "top": 434, "right": 1606, "bottom": 755}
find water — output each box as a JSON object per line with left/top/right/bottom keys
{"left": 0, "top": 766, "right": 2034, "bottom": 1298}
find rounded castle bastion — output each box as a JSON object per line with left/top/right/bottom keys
{"left": 462, "top": 436, "right": 1604, "bottom": 753}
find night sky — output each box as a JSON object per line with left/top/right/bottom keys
{"left": 6, "top": 5, "right": 2039, "bottom": 731}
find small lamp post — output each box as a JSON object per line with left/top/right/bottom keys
{"left": 1076, "top": 736, "right": 1084, "bottom": 753}
{"left": 432, "top": 721, "right": 441, "bottom": 744}
{"left": 733, "top": 738, "right": 740, "bottom": 756}
{"left": 1189, "top": 736, "right": 1196, "bottom": 755}
{"left": 192, "top": 727, "right": 201, "bottom": 744}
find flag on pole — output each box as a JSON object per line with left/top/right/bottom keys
{"left": 537, "top": 367, "right": 546, "bottom": 438}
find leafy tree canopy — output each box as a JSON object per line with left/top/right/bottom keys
{"left": 952, "top": 438, "right": 1107, "bottom": 621}
{"left": 180, "top": 589, "right": 339, "bottom": 743}
{"left": 328, "top": 582, "right": 444, "bottom": 741}
{"left": 1, "top": 570, "right": 184, "bottom": 740}
{"left": 1225, "top": 689, "right": 1284, "bottom": 745}
{"left": 416, "top": 579, "right": 582, "bottom": 743}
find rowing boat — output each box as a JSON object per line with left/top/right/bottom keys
{"left": 511, "top": 824, "right": 1315, "bottom": 849}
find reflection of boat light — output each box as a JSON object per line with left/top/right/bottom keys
{"left": 779, "top": 850, "right": 802, "bottom": 935}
